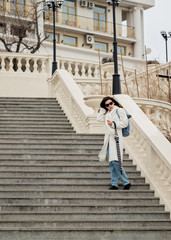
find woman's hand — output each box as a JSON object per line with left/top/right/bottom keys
{"left": 107, "top": 120, "right": 112, "bottom": 126}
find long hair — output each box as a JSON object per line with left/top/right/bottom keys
{"left": 100, "top": 96, "right": 122, "bottom": 111}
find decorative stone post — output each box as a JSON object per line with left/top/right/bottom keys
{"left": 84, "top": 95, "right": 105, "bottom": 133}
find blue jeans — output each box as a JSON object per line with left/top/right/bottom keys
{"left": 109, "top": 161, "right": 130, "bottom": 187}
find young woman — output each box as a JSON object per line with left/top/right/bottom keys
{"left": 97, "top": 96, "right": 131, "bottom": 190}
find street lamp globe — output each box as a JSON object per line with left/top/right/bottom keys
{"left": 45, "top": 0, "right": 52, "bottom": 7}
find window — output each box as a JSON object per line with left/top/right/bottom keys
{"left": 62, "top": 0, "right": 76, "bottom": 27}
{"left": 63, "top": 35, "right": 77, "bottom": 47}
{"left": 94, "top": 42, "right": 108, "bottom": 52}
{"left": 45, "top": 32, "right": 59, "bottom": 43}
{"left": 43, "top": 4, "right": 55, "bottom": 22}
{"left": 11, "top": 25, "right": 26, "bottom": 37}
{"left": 44, "top": 4, "right": 51, "bottom": 21}
{"left": 93, "top": 6, "right": 106, "bottom": 32}
{"left": 0, "top": 0, "right": 5, "bottom": 13}
{"left": 0, "top": 23, "right": 6, "bottom": 33}
{"left": 10, "top": 0, "right": 25, "bottom": 17}
{"left": 117, "top": 45, "right": 126, "bottom": 55}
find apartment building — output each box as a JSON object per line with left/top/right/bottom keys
{"left": 0, "top": 0, "right": 155, "bottom": 67}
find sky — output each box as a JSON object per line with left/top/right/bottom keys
{"left": 144, "top": 0, "right": 171, "bottom": 63}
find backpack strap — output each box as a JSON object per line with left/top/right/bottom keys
{"left": 116, "top": 109, "right": 120, "bottom": 119}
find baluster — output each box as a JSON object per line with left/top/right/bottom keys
{"left": 1, "top": 57, "right": 6, "bottom": 71}
{"left": 8, "top": 57, "right": 13, "bottom": 71}
{"left": 41, "top": 59, "right": 46, "bottom": 73}
{"left": 25, "top": 58, "right": 30, "bottom": 73}
{"left": 74, "top": 62, "right": 80, "bottom": 78}
{"left": 87, "top": 64, "right": 92, "bottom": 78}
{"left": 17, "top": 57, "right": 22, "bottom": 72}
{"left": 67, "top": 61, "right": 72, "bottom": 75}
{"left": 93, "top": 65, "right": 98, "bottom": 79}
{"left": 144, "top": 105, "right": 152, "bottom": 119}
{"left": 81, "top": 64, "right": 86, "bottom": 78}
{"left": 33, "top": 59, "right": 38, "bottom": 73}
{"left": 60, "top": 60, "right": 65, "bottom": 70}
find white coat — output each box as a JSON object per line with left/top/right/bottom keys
{"left": 97, "top": 106, "right": 128, "bottom": 163}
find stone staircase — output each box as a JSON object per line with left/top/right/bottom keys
{"left": 0, "top": 97, "right": 170, "bottom": 240}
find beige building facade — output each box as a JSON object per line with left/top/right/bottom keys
{"left": 0, "top": 0, "right": 155, "bottom": 67}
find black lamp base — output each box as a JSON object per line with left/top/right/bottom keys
{"left": 52, "top": 62, "right": 57, "bottom": 75}
{"left": 112, "top": 73, "right": 121, "bottom": 95}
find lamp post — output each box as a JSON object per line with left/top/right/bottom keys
{"left": 160, "top": 31, "right": 171, "bottom": 62}
{"left": 45, "top": 0, "right": 64, "bottom": 75}
{"left": 107, "top": 0, "right": 121, "bottom": 95}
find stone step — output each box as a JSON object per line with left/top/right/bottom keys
{"left": 0, "top": 129, "right": 75, "bottom": 133}
{"left": 0, "top": 171, "right": 140, "bottom": 178}
{"left": 0, "top": 117, "right": 68, "bottom": 121}
{"left": 1, "top": 204, "right": 163, "bottom": 213}
{"left": 0, "top": 138, "right": 103, "bottom": 144}
{"left": 0, "top": 97, "right": 56, "bottom": 101}
{"left": 0, "top": 113, "right": 67, "bottom": 118}
{"left": 0, "top": 183, "right": 150, "bottom": 191}
{"left": 0, "top": 190, "right": 155, "bottom": 198}
{"left": 0, "top": 103, "right": 60, "bottom": 107}
{"left": 0, "top": 220, "right": 170, "bottom": 230}
{"left": 0, "top": 212, "right": 169, "bottom": 221}
{"left": 0, "top": 177, "right": 146, "bottom": 184}
{"left": 0, "top": 110, "right": 66, "bottom": 115}
{"left": 0, "top": 133, "right": 104, "bottom": 140}
{"left": 0, "top": 165, "right": 137, "bottom": 172}
{"left": 0, "top": 149, "right": 104, "bottom": 154}
{"left": 0, "top": 125, "right": 73, "bottom": 129}
{"left": 0, "top": 159, "right": 132, "bottom": 166}
{"left": 0, "top": 229, "right": 171, "bottom": 240}
{"left": 0, "top": 111, "right": 67, "bottom": 116}
{"left": 0, "top": 154, "right": 107, "bottom": 160}
{"left": 0, "top": 106, "right": 61, "bottom": 111}
{"left": 0, "top": 197, "right": 160, "bottom": 205}
{"left": 0, "top": 120, "right": 70, "bottom": 124}
{"left": 0, "top": 144, "right": 102, "bottom": 149}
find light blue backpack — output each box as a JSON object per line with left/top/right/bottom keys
{"left": 116, "top": 110, "right": 132, "bottom": 137}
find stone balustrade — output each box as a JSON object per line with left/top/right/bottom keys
{"left": 133, "top": 98, "right": 171, "bottom": 141}
{"left": 58, "top": 57, "right": 109, "bottom": 96}
{"left": 0, "top": 53, "right": 50, "bottom": 74}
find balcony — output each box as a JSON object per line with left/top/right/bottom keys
{"left": 44, "top": 12, "right": 135, "bottom": 40}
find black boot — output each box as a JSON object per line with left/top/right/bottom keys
{"left": 123, "top": 183, "right": 131, "bottom": 190}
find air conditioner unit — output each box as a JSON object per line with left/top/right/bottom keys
{"left": 80, "top": 0, "right": 87, "bottom": 7}
{"left": 88, "top": 1, "right": 95, "bottom": 8}
{"left": 86, "top": 34, "right": 94, "bottom": 44}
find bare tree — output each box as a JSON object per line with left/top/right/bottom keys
{"left": 0, "top": 0, "right": 47, "bottom": 53}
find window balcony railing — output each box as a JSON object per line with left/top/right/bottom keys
{"left": 44, "top": 12, "right": 135, "bottom": 39}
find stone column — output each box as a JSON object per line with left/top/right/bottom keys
{"left": 133, "top": 7, "right": 144, "bottom": 59}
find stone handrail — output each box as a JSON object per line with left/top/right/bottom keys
{"left": 0, "top": 52, "right": 50, "bottom": 75}
{"left": 114, "top": 95, "right": 171, "bottom": 215}
{"left": 133, "top": 98, "right": 171, "bottom": 141}
{"left": 47, "top": 69, "right": 93, "bottom": 133}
